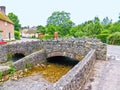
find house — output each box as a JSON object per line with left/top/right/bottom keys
{"left": 21, "top": 29, "right": 28, "bottom": 37}
{"left": 0, "top": 6, "right": 14, "bottom": 40}
{"left": 21, "top": 29, "right": 38, "bottom": 38}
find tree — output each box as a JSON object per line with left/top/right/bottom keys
{"left": 46, "top": 24, "right": 57, "bottom": 35}
{"left": 101, "top": 17, "right": 112, "bottom": 25}
{"left": 14, "top": 31, "right": 20, "bottom": 40}
{"left": 93, "top": 17, "right": 103, "bottom": 35}
{"left": 109, "top": 22, "right": 120, "bottom": 33}
{"left": 36, "top": 25, "right": 45, "bottom": 34}
{"left": 8, "top": 12, "right": 21, "bottom": 31}
{"left": 118, "top": 13, "right": 120, "bottom": 23}
{"left": 69, "top": 25, "right": 84, "bottom": 37}
{"left": 47, "top": 11, "right": 74, "bottom": 36}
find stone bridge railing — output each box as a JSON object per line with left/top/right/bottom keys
{"left": 45, "top": 39, "right": 106, "bottom": 60}
{"left": 47, "top": 49, "right": 96, "bottom": 90}
{"left": 11, "top": 49, "right": 96, "bottom": 90}
{"left": 0, "top": 38, "right": 107, "bottom": 63}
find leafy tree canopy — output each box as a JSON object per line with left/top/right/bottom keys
{"left": 8, "top": 12, "right": 21, "bottom": 31}
{"left": 101, "top": 17, "right": 112, "bottom": 25}
{"left": 47, "top": 11, "right": 74, "bottom": 36}
{"left": 37, "top": 25, "right": 45, "bottom": 34}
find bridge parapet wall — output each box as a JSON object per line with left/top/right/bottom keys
{"left": 0, "top": 45, "right": 7, "bottom": 63}
{"left": 45, "top": 38, "right": 106, "bottom": 60}
{"left": 0, "top": 40, "right": 44, "bottom": 63}
{"left": 47, "top": 49, "right": 96, "bottom": 90}
{"left": 13, "top": 49, "right": 46, "bottom": 70}
{"left": 0, "top": 38, "right": 107, "bottom": 63}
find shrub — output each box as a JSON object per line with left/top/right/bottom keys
{"left": 40, "top": 35, "right": 54, "bottom": 40}
{"left": 8, "top": 61, "right": 16, "bottom": 74}
{"left": 25, "top": 61, "right": 31, "bottom": 69}
{"left": 108, "top": 32, "right": 120, "bottom": 45}
{"left": 100, "top": 30, "right": 110, "bottom": 34}
{"left": 97, "top": 34, "right": 109, "bottom": 43}
{"left": 14, "top": 30, "right": 20, "bottom": 40}
{"left": 0, "top": 71, "right": 3, "bottom": 79}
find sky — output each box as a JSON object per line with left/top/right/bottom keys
{"left": 0, "top": 0, "right": 120, "bottom": 26}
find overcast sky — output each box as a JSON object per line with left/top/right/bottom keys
{"left": 0, "top": 0, "right": 120, "bottom": 26}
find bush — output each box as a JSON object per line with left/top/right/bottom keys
{"left": 40, "top": 35, "right": 54, "bottom": 40}
{"left": 0, "top": 71, "right": 3, "bottom": 79}
{"left": 14, "top": 30, "right": 20, "bottom": 40}
{"left": 25, "top": 61, "right": 31, "bottom": 69}
{"left": 100, "top": 30, "right": 110, "bottom": 34}
{"left": 108, "top": 32, "right": 120, "bottom": 45}
{"left": 97, "top": 34, "right": 109, "bottom": 43}
{"left": 8, "top": 61, "right": 16, "bottom": 74}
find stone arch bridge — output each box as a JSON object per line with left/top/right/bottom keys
{"left": 0, "top": 38, "right": 107, "bottom": 90}
{"left": 0, "top": 38, "right": 106, "bottom": 63}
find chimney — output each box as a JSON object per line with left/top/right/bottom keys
{"left": 0, "top": 6, "right": 6, "bottom": 14}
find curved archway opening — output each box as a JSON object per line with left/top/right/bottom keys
{"left": 12, "top": 53, "right": 25, "bottom": 62}
{"left": 47, "top": 56, "right": 79, "bottom": 66}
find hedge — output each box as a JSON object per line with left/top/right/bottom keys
{"left": 108, "top": 32, "right": 120, "bottom": 45}
{"left": 97, "top": 34, "right": 109, "bottom": 43}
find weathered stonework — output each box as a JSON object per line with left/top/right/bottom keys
{"left": 0, "top": 38, "right": 107, "bottom": 90}
{"left": 46, "top": 49, "right": 96, "bottom": 90}
{"left": 14, "top": 49, "right": 46, "bottom": 70}
{"left": 0, "top": 38, "right": 107, "bottom": 63}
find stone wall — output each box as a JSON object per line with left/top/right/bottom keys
{"left": 0, "top": 38, "right": 105, "bottom": 90}
{"left": 14, "top": 50, "right": 46, "bottom": 70}
{"left": 7, "top": 41, "right": 42, "bottom": 55}
{"left": 47, "top": 49, "right": 96, "bottom": 90}
{"left": 13, "top": 49, "right": 46, "bottom": 70}
{"left": 0, "top": 38, "right": 107, "bottom": 63}
{"left": 0, "top": 41, "right": 43, "bottom": 63}
{"left": 0, "top": 45, "right": 7, "bottom": 63}
{"left": 45, "top": 38, "right": 106, "bottom": 60}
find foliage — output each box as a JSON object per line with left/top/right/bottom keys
{"left": 100, "top": 29, "right": 110, "bottom": 34}
{"left": 8, "top": 61, "right": 16, "bottom": 74}
{"left": 40, "top": 34, "right": 54, "bottom": 40}
{"left": 109, "top": 22, "right": 120, "bottom": 33}
{"left": 0, "top": 71, "right": 3, "bottom": 79}
{"left": 118, "top": 13, "right": 120, "bottom": 23}
{"left": 97, "top": 34, "right": 109, "bottom": 43}
{"left": 14, "top": 30, "right": 20, "bottom": 40}
{"left": 93, "top": 17, "right": 103, "bottom": 35}
{"left": 37, "top": 25, "right": 46, "bottom": 34}
{"left": 46, "top": 24, "right": 57, "bottom": 35}
{"left": 69, "top": 17, "right": 103, "bottom": 38}
{"left": 7, "top": 54, "right": 12, "bottom": 61}
{"left": 69, "top": 26, "right": 84, "bottom": 37}
{"left": 31, "top": 35, "right": 36, "bottom": 38}
{"left": 25, "top": 61, "right": 31, "bottom": 69}
{"left": 8, "top": 12, "right": 21, "bottom": 31}
{"left": 47, "top": 11, "right": 74, "bottom": 36}
{"left": 101, "top": 17, "right": 112, "bottom": 25}
{"left": 108, "top": 32, "right": 120, "bottom": 45}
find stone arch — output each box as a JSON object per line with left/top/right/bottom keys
{"left": 47, "top": 51, "right": 75, "bottom": 59}
{"left": 47, "top": 56, "right": 79, "bottom": 66}
{"left": 46, "top": 51, "right": 84, "bottom": 61}
{"left": 12, "top": 53, "right": 25, "bottom": 62}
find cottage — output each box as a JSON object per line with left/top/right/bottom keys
{"left": 0, "top": 6, "right": 14, "bottom": 40}
{"left": 21, "top": 28, "right": 38, "bottom": 38}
